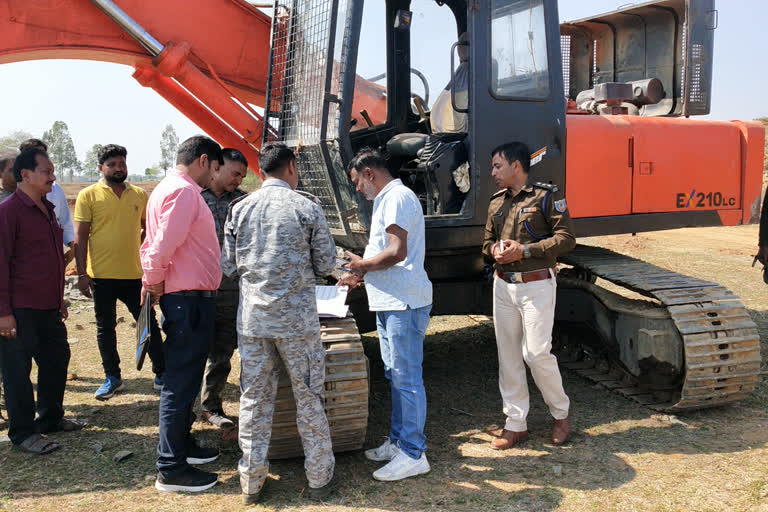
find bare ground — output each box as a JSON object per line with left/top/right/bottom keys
{"left": 1, "top": 225, "right": 767, "bottom": 512}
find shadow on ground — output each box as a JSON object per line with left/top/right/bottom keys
{"left": 1, "top": 316, "right": 766, "bottom": 512}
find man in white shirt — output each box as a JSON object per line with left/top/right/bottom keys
{"left": 339, "top": 148, "right": 433, "bottom": 482}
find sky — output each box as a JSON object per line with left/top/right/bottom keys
{"left": 0, "top": 0, "right": 765, "bottom": 177}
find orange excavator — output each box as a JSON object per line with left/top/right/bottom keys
{"left": 2, "top": 0, "right": 762, "bottom": 457}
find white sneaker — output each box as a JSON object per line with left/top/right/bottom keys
{"left": 365, "top": 439, "right": 400, "bottom": 462}
{"left": 372, "top": 451, "right": 430, "bottom": 481}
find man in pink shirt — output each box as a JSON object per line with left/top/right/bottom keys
{"left": 140, "top": 135, "right": 223, "bottom": 493}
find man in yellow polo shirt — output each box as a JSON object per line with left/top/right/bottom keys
{"left": 74, "top": 144, "right": 166, "bottom": 400}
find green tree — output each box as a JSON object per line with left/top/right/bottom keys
{"left": 0, "top": 130, "right": 34, "bottom": 153}
{"left": 42, "top": 121, "right": 81, "bottom": 181}
{"left": 145, "top": 167, "right": 161, "bottom": 177}
{"left": 83, "top": 143, "right": 104, "bottom": 180}
{"left": 159, "top": 124, "right": 179, "bottom": 176}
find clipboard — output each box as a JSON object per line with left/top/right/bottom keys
{"left": 135, "top": 292, "right": 151, "bottom": 371}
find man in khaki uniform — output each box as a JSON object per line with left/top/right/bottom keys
{"left": 482, "top": 141, "right": 576, "bottom": 449}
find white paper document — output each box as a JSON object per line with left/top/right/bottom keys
{"left": 316, "top": 285, "right": 349, "bottom": 318}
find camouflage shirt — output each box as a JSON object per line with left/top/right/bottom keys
{"left": 201, "top": 187, "right": 247, "bottom": 247}
{"left": 221, "top": 178, "right": 336, "bottom": 339}
{"left": 202, "top": 187, "right": 247, "bottom": 292}
{"left": 482, "top": 182, "right": 576, "bottom": 272}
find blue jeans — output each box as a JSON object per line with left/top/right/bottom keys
{"left": 375, "top": 305, "right": 431, "bottom": 460}
{"left": 157, "top": 294, "right": 215, "bottom": 475}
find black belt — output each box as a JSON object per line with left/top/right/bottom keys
{"left": 168, "top": 290, "right": 217, "bottom": 298}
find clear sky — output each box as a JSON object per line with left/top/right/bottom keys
{"left": 0, "top": 0, "right": 764, "bottom": 176}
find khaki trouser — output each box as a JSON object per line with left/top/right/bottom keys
{"left": 492, "top": 270, "right": 570, "bottom": 432}
{"left": 238, "top": 334, "right": 334, "bottom": 495}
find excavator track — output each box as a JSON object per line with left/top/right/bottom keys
{"left": 557, "top": 245, "right": 761, "bottom": 411}
{"left": 268, "top": 316, "right": 369, "bottom": 459}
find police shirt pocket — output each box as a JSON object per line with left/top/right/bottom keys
{"left": 491, "top": 211, "right": 504, "bottom": 237}
{"left": 521, "top": 210, "right": 550, "bottom": 241}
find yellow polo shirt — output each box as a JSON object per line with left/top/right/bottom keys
{"left": 74, "top": 180, "right": 147, "bottom": 279}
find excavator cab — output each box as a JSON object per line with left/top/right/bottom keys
{"left": 262, "top": 0, "right": 566, "bottom": 271}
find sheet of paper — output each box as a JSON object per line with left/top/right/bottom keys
{"left": 316, "top": 285, "right": 349, "bottom": 318}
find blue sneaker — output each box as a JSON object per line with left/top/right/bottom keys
{"left": 94, "top": 375, "right": 124, "bottom": 401}
{"left": 153, "top": 375, "right": 164, "bottom": 391}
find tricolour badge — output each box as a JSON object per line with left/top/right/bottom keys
{"left": 554, "top": 199, "right": 567, "bottom": 213}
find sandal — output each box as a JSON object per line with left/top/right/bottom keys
{"left": 52, "top": 418, "right": 87, "bottom": 432}
{"left": 17, "top": 433, "right": 61, "bottom": 455}
{"left": 39, "top": 418, "right": 87, "bottom": 433}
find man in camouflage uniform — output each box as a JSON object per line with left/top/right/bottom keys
{"left": 200, "top": 148, "right": 248, "bottom": 429}
{"left": 482, "top": 142, "right": 576, "bottom": 450}
{"left": 221, "top": 143, "right": 338, "bottom": 505}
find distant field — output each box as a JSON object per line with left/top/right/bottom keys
{"left": 58, "top": 181, "right": 160, "bottom": 204}
{"left": 58, "top": 173, "right": 262, "bottom": 204}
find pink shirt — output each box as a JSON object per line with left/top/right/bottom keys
{"left": 141, "top": 169, "right": 222, "bottom": 293}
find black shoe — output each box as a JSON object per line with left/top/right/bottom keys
{"left": 306, "top": 474, "right": 339, "bottom": 501}
{"left": 242, "top": 477, "right": 268, "bottom": 506}
{"left": 186, "top": 439, "right": 220, "bottom": 465}
{"left": 242, "top": 492, "right": 262, "bottom": 506}
{"left": 155, "top": 466, "right": 218, "bottom": 493}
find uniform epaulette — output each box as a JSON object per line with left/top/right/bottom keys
{"left": 491, "top": 188, "right": 508, "bottom": 199}
{"left": 533, "top": 182, "right": 559, "bottom": 193}
{"left": 230, "top": 193, "right": 249, "bottom": 207}
{"left": 296, "top": 189, "right": 320, "bottom": 205}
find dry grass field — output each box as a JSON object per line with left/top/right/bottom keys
{"left": 58, "top": 182, "right": 160, "bottom": 206}
{"left": 0, "top": 224, "right": 766, "bottom": 512}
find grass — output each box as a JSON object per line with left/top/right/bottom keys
{"left": 1, "top": 226, "right": 767, "bottom": 512}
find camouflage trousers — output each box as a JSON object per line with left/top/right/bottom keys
{"left": 238, "top": 333, "right": 334, "bottom": 494}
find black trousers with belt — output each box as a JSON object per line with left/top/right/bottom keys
{"left": 0, "top": 308, "right": 70, "bottom": 445}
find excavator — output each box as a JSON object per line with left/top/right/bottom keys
{"left": 1, "top": 0, "right": 763, "bottom": 458}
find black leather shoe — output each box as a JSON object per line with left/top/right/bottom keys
{"left": 306, "top": 474, "right": 339, "bottom": 501}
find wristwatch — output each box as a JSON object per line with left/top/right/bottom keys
{"left": 522, "top": 244, "right": 531, "bottom": 259}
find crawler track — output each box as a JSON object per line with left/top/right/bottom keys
{"left": 268, "top": 316, "right": 369, "bottom": 459}
{"left": 558, "top": 245, "right": 761, "bottom": 411}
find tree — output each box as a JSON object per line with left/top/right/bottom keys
{"left": 159, "top": 124, "right": 179, "bottom": 176}
{"left": 42, "top": 121, "right": 81, "bottom": 181}
{"left": 145, "top": 167, "right": 161, "bottom": 177}
{"left": 83, "top": 143, "right": 104, "bottom": 180}
{"left": 0, "top": 130, "right": 34, "bottom": 153}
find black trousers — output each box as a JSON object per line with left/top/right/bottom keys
{"left": 0, "top": 309, "right": 70, "bottom": 445}
{"left": 92, "top": 278, "right": 165, "bottom": 379}
{"left": 157, "top": 293, "right": 215, "bottom": 475}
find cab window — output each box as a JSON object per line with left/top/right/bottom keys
{"left": 491, "top": 0, "right": 551, "bottom": 99}
{"left": 352, "top": 1, "right": 388, "bottom": 130}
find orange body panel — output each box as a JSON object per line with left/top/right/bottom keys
{"left": 732, "top": 120, "right": 766, "bottom": 224}
{"left": 566, "top": 115, "right": 765, "bottom": 226}
{"left": 564, "top": 115, "right": 634, "bottom": 218}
